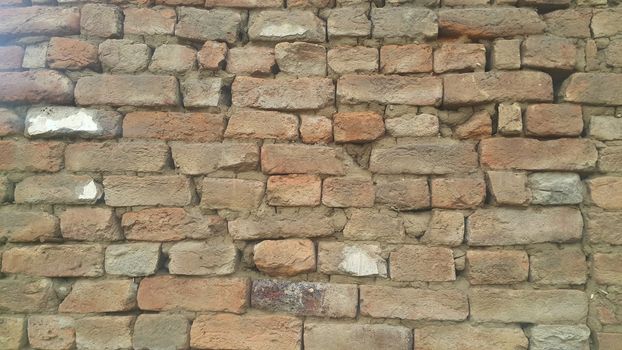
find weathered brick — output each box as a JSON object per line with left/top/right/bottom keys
{"left": 233, "top": 76, "right": 334, "bottom": 110}
{"left": 597, "top": 332, "right": 622, "bottom": 350}
{"left": 492, "top": 39, "right": 521, "bottom": 70}
{"left": 59, "top": 279, "right": 136, "bottom": 313}
{"left": 592, "top": 9, "right": 622, "bottom": 38}
{"left": 105, "top": 243, "right": 160, "bottom": 277}
{"left": 123, "top": 7, "right": 175, "bottom": 35}
{"left": 197, "top": 41, "right": 227, "bottom": 71}
{"left": 81, "top": 4, "right": 122, "bottom": 38}
{"left": 254, "top": 239, "right": 316, "bottom": 276}
{"left": 60, "top": 207, "right": 122, "bottom": 241}
{"left": 138, "top": 275, "right": 249, "bottom": 313}
{"left": 528, "top": 172, "right": 584, "bottom": 205}
{"left": 133, "top": 314, "right": 189, "bottom": 350}
{"left": 586, "top": 209, "right": 622, "bottom": 245}
{"left": 207, "top": 0, "right": 282, "bottom": 6}
{"left": 0, "top": 207, "right": 57, "bottom": 242}
{"left": 524, "top": 103, "right": 583, "bottom": 137}
{"left": 123, "top": 208, "right": 226, "bottom": 241}
{"left": 561, "top": 73, "right": 622, "bottom": 106}
{"left": 322, "top": 177, "right": 374, "bottom": 208}
{"left": 201, "top": 178, "right": 264, "bottom": 210}
{"left": 344, "top": 208, "right": 404, "bottom": 242}
{"left": 544, "top": 9, "right": 591, "bottom": 38}
{"left": 333, "top": 111, "right": 385, "bottom": 143}
{"left": 266, "top": 174, "right": 321, "bottom": 206}
{"left": 15, "top": 175, "right": 102, "bottom": 205}
{"left": 453, "top": 110, "right": 492, "bottom": 140}
{"left": 300, "top": 115, "right": 332, "bottom": 144}
{"left": 469, "top": 288, "right": 588, "bottom": 323}
{"left": 226, "top": 109, "right": 297, "bottom": 140}
{"left": 530, "top": 247, "right": 587, "bottom": 285}
{"left": 75, "top": 316, "right": 132, "bottom": 350}
{"left": 326, "top": 7, "right": 371, "bottom": 38}
{"left": 589, "top": 177, "right": 622, "bottom": 210}
{"left": 0, "top": 140, "right": 64, "bottom": 172}
{"left": 0, "top": 6, "right": 79, "bottom": 37}
{"left": 172, "top": 142, "right": 258, "bottom": 175}
{"left": 385, "top": 113, "right": 439, "bottom": 138}
{"left": 0, "top": 176, "right": 10, "bottom": 203}
{"left": 381, "top": 44, "right": 432, "bottom": 74}
{"left": 22, "top": 42, "right": 47, "bottom": 69}
{"left": 529, "top": 325, "right": 590, "bottom": 350}
{"left": 0, "top": 70, "right": 73, "bottom": 104}
{"left": 594, "top": 253, "right": 622, "bottom": 285}
{"left": 487, "top": 171, "right": 531, "bottom": 206}
{"left": 28, "top": 316, "right": 75, "bottom": 350}
{"left": 338, "top": 74, "right": 442, "bottom": 106}
{"left": 434, "top": 43, "right": 486, "bottom": 73}
{"left": 261, "top": 144, "right": 345, "bottom": 175}
{"left": 370, "top": 139, "right": 478, "bottom": 175}
{"left": 522, "top": 35, "right": 577, "bottom": 71}
{"left": 0, "top": 46, "right": 23, "bottom": 70}
{"left": 65, "top": 142, "right": 168, "bottom": 173}
{"left": 180, "top": 76, "right": 224, "bottom": 107}
{"left": 191, "top": 314, "right": 301, "bottom": 350}
{"left": 275, "top": 42, "right": 326, "bottom": 76}
{"left": 391, "top": 245, "right": 455, "bottom": 282}
{"left": 252, "top": 279, "right": 357, "bottom": 318}
{"left": 0, "top": 279, "right": 55, "bottom": 314}
{"left": 467, "top": 250, "right": 528, "bottom": 285}
{"left": 372, "top": 7, "right": 437, "bottom": 40}
{"left": 104, "top": 176, "right": 192, "bottom": 207}
{"left": 480, "top": 138, "right": 597, "bottom": 171}
{"left": 124, "top": 112, "right": 224, "bottom": 142}
{"left": 468, "top": 207, "right": 583, "bottom": 245}
{"left": 318, "top": 241, "right": 387, "bottom": 277}
{"left": 305, "top": 323, "right": 411, "bottom": 350}
{"left": 590, "top": 116, "right": 622, "bottom": 141}
{"left": 444, "top": 71, "right": 553, "bottom": 106}
{"left": 75, "top": 75, "right": 179, "bottom": 107}
{"left": 431, "top": 176, "right": 485, "bottom": 209}
{"left": 439, "top": 8, "right": 545, "bottom": 38}
{"left": 415, "top": 324, "right": 528, "bottom": 350}
{"left": 229, "top": 207, "right": 344, "bottom": 239}
{"left": 175, "top": 7, "right": 242, "bottom": 43}
{"left": 327, "top": 46, "right": 378, "bottom": 74}
{"left": 374, "top": 176, "right": 430, "bottom": 210}
{"left": 149, "top": 44, "right": 196, "bottom": 74}
{"left": 98, "top": 39, "right": 150, "bottom": 73}
{"left": 0, "top": 317, "right": 25, "bottom": 349}
{"left": 25, "top": 107, "right": 122, "bottom": 139}
{"left": 0, "top": 108, "right": 23, "bottom": 136}
{"left": 248, "top": 10, "right": 325, "bottom": 42}
{"left": 360, "top": 286, "right": 468, "bottom": 321}
{"left": 420, "top": 210, "right": 465, "bottom": 246}
{"left": 168, "top": 237, "right": 237, "bottom": 276}
{"left": 227, "top": 46, "right": 275, "bottom": 75}
{"left": 46, "top": 37, "right": 98, "bottom": 70}
{"left": 2, "top": 244, "right": 104, "bottom": 277}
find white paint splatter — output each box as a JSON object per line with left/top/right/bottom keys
{"left": 338, "top": 246, "right": 387, "bottom": 277}
{"left": 27, "top": 109, "right": 100, "bottom": 135}
{"left": 78, "top": 180, "right": 99, "bottom": 200}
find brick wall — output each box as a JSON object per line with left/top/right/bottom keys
{"left": 0, "top": 0, "right": 621, "bottom": 349}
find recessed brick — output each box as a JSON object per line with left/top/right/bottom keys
{"left": 133, "top": 314, "right": 190, "bottom": 350}
{"left": 232, "top": 76, "right": 335, "bottom": 110}
{"left": 103, "top": 176, "right": 193, "bottom": 207}
{"left": 322, "top": 177, "right": 375, "bottom": 208}
{"left": 225, "top": 109, "right": 298, "bottom": 140}
{"left": 467, "top": 250, "right": 529, "bottom": 285}
{"left": 65, "top": 141, "right": 169, "bottom": 173}
{"left": 124, "top": 112, "right": 224, "bottom": 142}
{"left": 201, "top": 178, "right": 264, "bottom": 210}
{"left": 122, "top": 208, "right": 227, "bottom": 241}
{"left": 530, "top": 247, "right": 587, "bottom": 285}
{"left": 261, "top": 144, "right": 345, "bottom": 175}
{"left": 305, "top": 323, "right": 411, "bottom": 350}
{"left": 338, "top": 74, "right": 442, "bottom": 106}
{"left": 75, "top": 75, "right": 180, "bottom": 107}
{"left": 168, "top": 237, "right": 237, "bottom": 276}
{"left": 0, "top": 6, "right": 80, "bottom": 37}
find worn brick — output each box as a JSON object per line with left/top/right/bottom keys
{"left": 0, "top": 70, "right": 73, "bottom": 104}
{"left": 180, "top": 76, "right": 223, "bottom": 107}
{"left": 415, "top": 324, "right": 528, "bottom": 350}
{"left": 454, "top": 110, "right": 492, "bottom": 140}
{"left": 0, "top": 46, "right": 22, "bottom": 71}
{"left": 522, "top": 35, "right": 577, "bottom": 71}
{"left": 252, "top": 279, "right": 357, "bottom": 318}
{"left": 326, "top": 7, "right": 371, "bottom": 38}
{"left": 99, "top": 39, "right": 150, "bottom": 73}
{"left": 60, "top": 207, "right": 122, "bottom": 241}
{"left": 124, "top": 112, "right": 224, "bottom": 142}
{"left": 381, "top": 44, "right": 432, "bottom": 74}
{"left": 59, "top": 279, "right": 136, "bottom": 313}
{"left": 0, "top": 317, "right": 25, "bottom": 349}
{"left": 104, "top": 176, "right": 192, "bottom": 207}
{"left": 262, "top": 144, "right": 345, "bottom": 175}
{"left": 75, "top": 75, "right": 179, "bottom": 107}
{"left": 597, "top": 332, "right": 622, "bottom": 350}
{"left": 133, "top": 314, "right": 189, "bottom": 350}
{"left": 333, "top": 111, "right": 385, "bottom": 143}
{"left": 197, "top": 41, "right": 227, "bottom": 71}
{"left": 530, "top": 247, "right": 587, "bottom": 285}
{"left": 191, "top": 314, "right": 301, "bottom": 350}
{"left": 591, "top": 9, "right": 622, "bottom": 38}
{"left": 15, "top": 175, "right": 102, "bottom": 205}
{"left": 105, "top": 243, "right": 160, "bottom": 277}
{"left": 254, "top": 239, "right": 316, "bottom": 277}
{"left": 227, "top": 46, "right": 275, "bottom": 76}
{"left": 391, "top": 246, "right": 455, "bottom": 282}
{"left": 344, "top": 208, "right": 405, "bottom": 242}
{"left": 338, "top": 74, "right": 442, "bottom": 106}
{"left": 421, "top": 210, "right": 465, "bottom": 246}
{"left": 492, "top": 39, "right": 521, "bottom": 70}
{"left": 561, "top": 73, "right": 622, "bottom": 106}
{"left": 0, "top": 108, "right": 23, "bottom": 136}
{"left": 25, "top": 106, "right": 122, "bottom": 139}
{"left": 439, "top": 8, "right": 545, "bottom": 38}
{"left": 0, "top": 6, "right": 79, "bottom": 37}
{"left": 305, "top": 323, "right": 411, "bottom": 350}
{"left": 28, "top": 316, "right": 75, "bottom": 350}
{"left": 168, "top": 237, "right": 237, "bottom": 276}
{"left": 327, "top": 46, "right": 378, "bottom": 74}
{"left": 589, "top": 177, "right": 622, "bottom": 210}
{"left": 470, "top": 288, "right": 587, "bottom": 323}
{"left": 480, "top": 138, "right": 597, "bottom": 171}
{"left": 47, "top": 37, "right": 98, "bottom": 70}
{"left": 138, "top": 275, "right": 249, "bottom": 313}
{"left": 487, "top": 171, "right": 531, "bottom": 206}
{"left": 123, "top": 208, "right": 226, "bottom": 241}
{"left": 374, "top": 176, "right": 430, "bottom": 210}
{"left": 322, "top": 177, "right": 375, "bottom": 208}
{"left": 226, "top": 109, "right": 298, "bottom": 140}
{"left": 150, "top": 44, "right": 196, "bottom": 73}
{"left": 544, "top": 9, "right": 591, "bottom": 38}
{"left": 22, "top": 42, "right": 47, "bottom": 69}
{"left": 123, "top": 7, "right": 175, "bottom": 35}
{"left": 318, "top": 241, "right": 387, "bottom": 277}
{"left": 444, "top": 71, "right": 552, "bottom": 106}
{"left": 201, "top": 178, "right": 264, "bottom": 210}
{"left": 248, "top": 10, "right": 325, "bottom": 42}
{"left": 434, "top": 43, "right": 486, "bottom": 73}
{"left": 80, "top": 4, "right": 122, "bottom": 38}
{"left": 594, "top": 253, "right": 622, "bottom": 285}
{"left": 66, "top": 142, "right": 168, "bottom": 173}
{"left": 431, "top": 176, "right": 486, "bottom": 209}
{"left": 172, "top": 142, "right": 258, "bottom": 175}
{"left": 372, "top": 7, "right": 437, "bottom": 40}
{"left": 207, "top": 0, "right": 282, "bottom": 6}
{"left": 590, "top": 116, "right": 622, "bottom": 141}
{"left": 300, "top": 115, "right": 332, "bottom": 144}
{"left": 0, "top": 140, "right": 64, "bottom": 172}
{"left": 586, "top": 209, "right": 622, "bottom": 245}
{"left": 385, "top": 113, "right": 439, "bottom": 137}
{"left": 0, "top": 278, "right": 58, "bottom": 313}
{"left": 175, "top": 7, "right": 242, "bottom": 43}
{"left": 233, "top": 76, "right": 334, "bottom": 110}
{"left": 2, "top": 244, "right": 104, "bottom": 277}
{"left": 467, "top": 250, "right": 528, "bottom": 285}
{"left": 530, "top": 325, "right": 590, "bottom": 350}
{"left": 75, "top": 316, "right": 132, "bottom": 350}
{"left": 266, "top": 174, "right": 321, "bottom": 207}
{"left": 524, "top": 103, "right": 583, "bottom": 137}
{"left": 275, "top": 42, "right": 326, "bottom": 76}
{"left": 529, "top": 172, "right": 583, "bottom": 205}
{"left": 0, "top": 207, "right": 57, "bottom": 242}
{"left": 360, "top": 286, "right": 468, "bottom": 321}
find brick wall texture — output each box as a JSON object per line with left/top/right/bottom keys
{"left": 0, "top": 0, "right": 621, "bottom": 349}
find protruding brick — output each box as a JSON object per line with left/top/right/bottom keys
{"left": 60, "top": 207, "right": 122, "bottom": 241}
{"left": 80, "top": 4, "right": 122, "bottom": 38}
{"left": 338, "top": 74, "right": 442, "bottom": 106}
{"left": 522, "top": 35, "right": 577, "bottom": 71}
{"left": 59, "top": 279, "right": 136, "bottom": 313}
{"left": 434, "top": 43, "right": 486, "bottom": 73}
{"left": 431, "top": 176, "right": 486, "bottom": 209}
{"left": 168, "top": 237, "right": 237, "bottom": 276}
{"left": 415, "top": 324, "right": 528, "bottom": 350}
{"left": 197, "top": 41, "right": 228, "bottom": 71}
{"left": 0, "top": 6, "right": 79, "bottom": 37}
{"left": 252, "top": 279, "right": 357, "bottom": 318}
{"left": 0, "top": 279, "right": 58, "bottom": 313}
{"left": 530, "top": 247, "right": 587, "bottom": 285}
{"left": 391, "top": 246, "right": 455, "bottom": 282}
{"left": 275, "top": 42, "right": 326, "bottom": 76}
{"left": 480, "top": 138, "right": 597, "bottom": 171}
{"left": 28, "top": 316, "right": 75, "bottom": 350}
{"left": 123, "top": 7, "right": 175, "bottom": 35}
{"left": 201, "top": 178, "right": 264, "bottom": 210}
{"left": 133, "top": 314, "right": 189, "bottom": 350}
{"left": 175, "top": 7, "right": 242, "bottom": 43}
{"left": 360, "top": 286, "right": 468, "bottom": 321}
{"left": 344, "top": 208, "right": 405, "bottom": 242}
{"left": 262, "top": 144, "right": 345, "bottom": 175}
{"left": 467, "top": 250, "right": 528, "bottom": 285}
{"left": 0, "top": 70, "right": 73, "bottom": 104}
{"left": 327, "top": 46, "right": 378, "bottom": 74}
{"left": 191, "top": 314, "right": 301, "bottom": 350}
{"left": 2, "top": 244, "right": 104, "bottom": 277}
{"left": 226, "top": 109, "right": 298, "bottom": 140}
{"left": 469, "top": 288, "right": 588, "bottom": 323}
{"left": 15, "top": 175, "right": 102, "bottom": 205}
{"left": 588, "top": 177, "right": 622, "bottom": 210}
{"left": 75, "top": 75, "right": 179, "bottom": 107}
{"left": 305, "top": 323, "right": 411, "bottom": 350}
{"left": 26, "top": 107, "right": 122, "bottom": 139}
{"left": 138, "top": 275, "right": 249, "bottom": 313}
{"left": 104, "top": 176, "right": 193, "bottom": 207}
{"left": 233, "top": 76, "right": 334, "bottom": 110}
{"left": 381, "top": 44, "right": 432, "bottom": 74}
{"left": 254, "top": 239, "right": 316, "bottom": 277}
{"left": 444, "top": 71, "right": 553, "bottom": 106}
{"left": 371, "top": 7, "right": 437, "bottom": 40}
{"left": 149, "top": 44, "right": 197, "bottom": 73}
{"left": 46, "top": 37, "right": 98, "bottom": 70}
{"left": 322, "top": 177, "right": 374, "bottom": 208}
{"left": 318, "top": 242, "right": 387, "bottom": 277}
{"left": 124, "top": 112, "right": 224, "bottom": 142}
{"left": 439, "top": 8, "right": 545, "bottom": 38}
{"left": 487, "top": 171, "right": 531, "bottom": 206}
{"left": 497, "top": 103, "right": 523, "bottom": 135}
{"left": 468, "top": 207, "right": 583, "bottom": 245}
{"left": 248, "top": 10, "right": 325, "bottom": 42}
{"left": 123, "top": 208, "right": 226, "bottom": 241}
{"left": 75, "top": 316, "right": 132, "bottom": 350}
{"left": 227, "top": 46, "right": 275, "bottom": 75}
{"left": 266, "top": 174, "right": 321, "bottom": 206}
{"left": 561, "top": 73, "right": 622, "bottom": 106}
{"left": 0, "top": 140, "right": 64, "bottom": 172}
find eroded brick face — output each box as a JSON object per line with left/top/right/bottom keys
{"left": 0, "top": 1, "right": 617, "bottom": 349}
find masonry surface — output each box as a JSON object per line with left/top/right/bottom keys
{"left": 0, "top": 0, "right": 621, "bottom": 349}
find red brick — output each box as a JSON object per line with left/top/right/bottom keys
{"left": 454, "top": 110, "right": 492, "bottom": 140}
{"left": 266, "top": 174, "right": 321, "bottom": 207}
{"left": 480, "top": 138, "right": 597, "bottom": 171}
{"left": 0, "top": 6, "right": 80, "bottom": 37}
{"left": 434, "top": 43, "right": 486, "bottom": 73}
{"left": 201, "top": 178, "right": 264, "bottom": 210}
{"left": 261, "top": 144, "right": 345, "bottom": 175}
{"left": 122, "top": 208, "right": 227, "bottom": 241}
{"left": 2, "top": 244, "right": 104, "bottom": 277}
{"left": 390, "top": 246, "right": 456, "bottom": 282}
{"left": 47, "top": 37, "right": 98, "bottom": 70}
{"left": 0, "top": 108, "right": 22, "bottom": 136}
{"left": 191, "top": 314, "right": 301, "bottom": 350}
{"left": 59, "top": 279, "right": 136, "bottom": 313}
{"left": 123, "top": 112, "right": 224, "bottom": 142}
{"left": 439, "top": 8, "right": 545, "bottom": 38}
{"left": 431, "top": 176, "right": 486, "bottom": 209}
{"left": 60, "top": 207, "right": 122, "bottom": 242}
{"left": 65, "top": 141, "right": 169, "bottom": 173}
{"left": 0, "top": 140, "right": 64, "bottom": 172}
{"left": 588, "top": 176, "right": 622, "bottom": 210}
{"left": 75, "top": 75, "right": 179, "bottom": 107}
{"left": 197, "top": 41, "right": 227, "bottom": 71}
{"left": 338, "top": 74, "right": 442, "bottom": 106}
{"left": 103, "top": 176, "right": 193, "bottom": 207}
{"left": 28, "top": 316, "right": 75, "bottom": 350}
{"left": 333, "top": 111, "right": 385, "bottom": 143}
{"left": 137, "top": 275, "right": 249, "bottom": 313}
{"left": 486, "top": 171, "right": 531, "bottom": 206}
{"left": 0, "top": 70, "right": 73, "bottom": 104}
{"left": 561, "top": 73, "right": 622, "bottom": 106}
{"left": 322, "top": 177, "right": 375, "bottom": 208}
{"left": 597, "top": 333, "right": 622, "bottom": 350}
{"left": 253, "top": 239, "right": 316, "bottom": 277}
{"left": 0, "top": 46, "right": 23, "bottom": 70}
{"left": 232, "top": 76, "right": 334, "bottom": 110}
{"left": 225, "top": 109, "right": 298, "bottom": 140}
{"left": 467, "top": 250, "right": 529, "bottom": 285}
{"left": 524, "top": 103, "right": 583, "bottom": 137}
{"left": 227, "top": 46, "right": 275, "bottom": 75}
{"left": 380, "top": 44, "right": 432, "bottom": 74}
{"left": 123, "top": 7, "right": 175, "bottom": 35}
{"left": 522, "top": 35, "right": 577, "bottom": 71}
